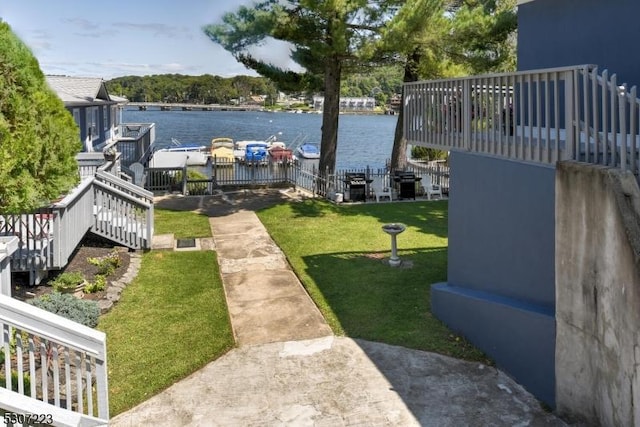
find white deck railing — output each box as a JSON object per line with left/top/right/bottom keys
{"left": 0, "top": 238, "right": 108, "bottom": 426}
{"left": 116, "top": 123, "right": 156, "bottom": 168}
{"left": 0, "top": 170, "right": 154, "bottom": 284}
{"left": 50, "top": 179, "right": 97, "bottom": 269}
{"left": 92, "top": 171, "right": 154, "bottom": 250}
{"left": 404, "top": 64, "right": 640, "bottom": 176}
{"left": 0, "top": 295, "right": 109, "bottom": 425}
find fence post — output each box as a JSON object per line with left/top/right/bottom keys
{"left": 618, "top": 82, "right": 628, "bottom": 171}
{"left": 463, "top": 79, "right": 472, "bottom": 151}
{"left": 284, "top": 159, "right": 288, "bottom": 184}
{"left": 0, "top": 237, "right": 19, "bottom": 297}
{"left": 182, "top": 166, "right": 188, "bottom": 195}
{"left": 563, "top": 70, "right": 576, "bottom": 161}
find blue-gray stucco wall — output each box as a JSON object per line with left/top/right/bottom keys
{"left": 431, "top": 151, "right": 556, "bottom": 406}
{"left": 518, "top": 0, "right": 640, "bottom": 88}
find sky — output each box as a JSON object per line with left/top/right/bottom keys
{"left": 0, "top": 0, "right": 298, "bottom": 79}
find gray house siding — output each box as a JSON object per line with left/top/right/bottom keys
{"left": 431, "top": 151, "right": 556, "bottom": 406}
{"left": 424, "top": 1, "right": 640, "bottom": 409}
{"left": 518, "top": 0, "right": 640, "bottom": 88}
{"left": 67, "top": 104, "right": 115, "bottom": 151}
{"left": 47, "top": 76, "right": 118, "bottom": 152}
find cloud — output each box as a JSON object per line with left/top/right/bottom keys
{"left": 64, "top": 18, "right": 100, "bottom": 31}
{"left": 111, "top": 22, "right": 190, "bottom": 38}
{"left": 64, "top": 18, "right": 118, "bottom": 39}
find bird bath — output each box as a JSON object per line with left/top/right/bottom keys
{"left": 381, "top": 223, "right": 406, "bottom": 267}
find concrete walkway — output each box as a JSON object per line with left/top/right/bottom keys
{"left": 110, "top": 191, "right": 568, "bottom": 426}
{"left": 210, "top": 210, "right": 332, "bottom": 345}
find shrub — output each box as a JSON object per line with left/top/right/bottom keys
{"left": 0, "top": 22, "right": 81, "bottom": 213}
{"left": 50, "top": 271, "right": 85, "bottom": 293}
{"left": 84, "top": 275, "right": 106, "bottom": 294}
{"left": 411, "top": 146, "right": 448, "bottom": 162}
{"left": 87, "top": 250, "right": 121, "bottom": 276}
{"left": 30, "top": 293, "right": 100, "bottom": 328}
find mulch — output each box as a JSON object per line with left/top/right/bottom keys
{"left": 12, "top": 234, "right": 132, "bottom": 302}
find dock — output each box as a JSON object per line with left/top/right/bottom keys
{"left": 128, "top": 102, "right": 265, "bottom": 112}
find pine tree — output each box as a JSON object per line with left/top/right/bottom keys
{"left": 205, "top": 1, "right": 394, "bottom": 176}
{"left": 377, "top": 0, "right": 517, "bottom": 168}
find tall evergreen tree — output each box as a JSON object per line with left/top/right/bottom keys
{"left": 204, "top": 0, "right": 392, "bottom": 176}
{"left": 0, "top": 22, "right": 81, "bottom": 213}
{"left": 377, "top": 0, "right": 516, "bottom": 168}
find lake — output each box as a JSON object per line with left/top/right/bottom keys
{"left": 123, "top": 108, "right": 400, "bottom": 170}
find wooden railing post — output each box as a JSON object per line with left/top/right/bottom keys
{"left": 0, "top": 237, "right": 18, "bottom": 297}
{"left": 563, "top": 70, "right": 576, "bottom": 161}
{"left": 463, "top": 79, "right": 472, "bottom": 151}
{"left": 618, "top": 82, "right": 628, "bottom": 171}
{"left": 182, "top": 166, "right": 188, "bottom": 195}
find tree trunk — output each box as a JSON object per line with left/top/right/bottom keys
{"left": 390, "top": 49, "right": 422, "bottom": 170}
{"left": 319, "top": 56, "right": 342, "bottom": 177}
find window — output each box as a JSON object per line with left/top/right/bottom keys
{"left": 72, "top": 109, "right": 81, "bottom": 137}
{"left": 103, "top": 106, "right": 108, "bottom": 131}
{"left": 72, "top": 108, "right": 81, "bottom": 127}
{"left": 86, "top": 107, "right": 99, "bottom": 143}
{"left": 111, "top": 105, "right": 118, "bottom": 127}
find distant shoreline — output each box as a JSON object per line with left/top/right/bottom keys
{"left": 125, "top": 103, "right": 396, "bottom": 116}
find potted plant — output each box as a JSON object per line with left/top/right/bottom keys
{"left": 50, "top": 271, "right": 86, "bottom": 293}
{"left": 103, "top": 146, "right": 117, "bottom": 161}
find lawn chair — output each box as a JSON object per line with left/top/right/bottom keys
{"left": 420, "top": 174, "right": 443, "bottom": 200}
{"left": 371, "top": 176, "right": 393, "bottom": 202}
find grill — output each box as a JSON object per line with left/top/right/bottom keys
{"left": 344, "top": 173, "right": 370, "bottom": 202}
{"left": 393, "top": 171, "right": 421, "bottom": 200}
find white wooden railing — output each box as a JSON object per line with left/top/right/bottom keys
{"left": 0, "top": 296, "right": 109, "bottom": 426}
{"left": 0, "top": 171, "right": 154, "bottom": 284}
{"left": 116, "top": 123, "right": 155, "bottom": 168}
{"left": 404, "top": 64, "right": 640, "bottom": 176}
{"left": 0, "top": 237, "right": 108, "bottom": 426}
{"left": 50, "top": 180, "right": 97, "bottom": 270}
{"left": 92, "top": 171, "right": 154, "bottom": 250}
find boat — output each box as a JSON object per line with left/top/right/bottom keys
{"left": 244, "top": 143, "right": 269, "bottom": 165}
{"left": 233, "top": 134, "right": 282, "bottom": 163}
{"left": 268, "top": 145, "right": 294, "bottom": 164}
{"left": 210, "top": 137, "right": 235, "bottom": 165}
{"left": 153, "top": 138, "right": 209, "bottom": 166}
{"left": 296, "top": 143, "right": 321, "bottom": 159}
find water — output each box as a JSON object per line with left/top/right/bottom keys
{"left": 123, "top": 108, "right": 399, "bottom": 170}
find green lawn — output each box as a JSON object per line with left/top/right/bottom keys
{"left": 100, "top": 197, "right": 486, "bottom": 416}
{"left": 153, "top": 208, "right": 212, "bottom": 238}
{"left": 98, "top": 251, "right": 233, "bottom": 416}
{"left": 257, "top": 199, "right": 486, "bottom": 362}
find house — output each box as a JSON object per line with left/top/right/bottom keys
{"left": 247, "top": 95, "right": 266, "bottom": 106}
{"left": 312, "top": 95, "right": 376, "bottom": 112}
{"left": 47, "top": 75, "right": 156, "bottom": 176}
{"left": 46, "top": 75, "right": 121, "bottom": 152}
{"left": 404, "top": 1, "right": 640, "bottom": 425}
{"left": 388, "top": 94, "right": 402, "bottom": 111}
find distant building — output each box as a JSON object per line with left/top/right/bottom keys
{"left": 388, "top": 94, "right": 402, "bottom": 111}
{"left": 247, "top": 95, "right": 265, "bottom": 106}
{"left": 312, "top": 96, "right": 376, "bottom": 111}
{"left": 46, "top": 75, "right": 122, "bottom": 152}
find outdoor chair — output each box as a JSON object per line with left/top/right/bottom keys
{"left": 371, "top": 177, "right": 393, "bottom": 202}
{"left": 420, "top": 174, "right": 443, "bottom": 200}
